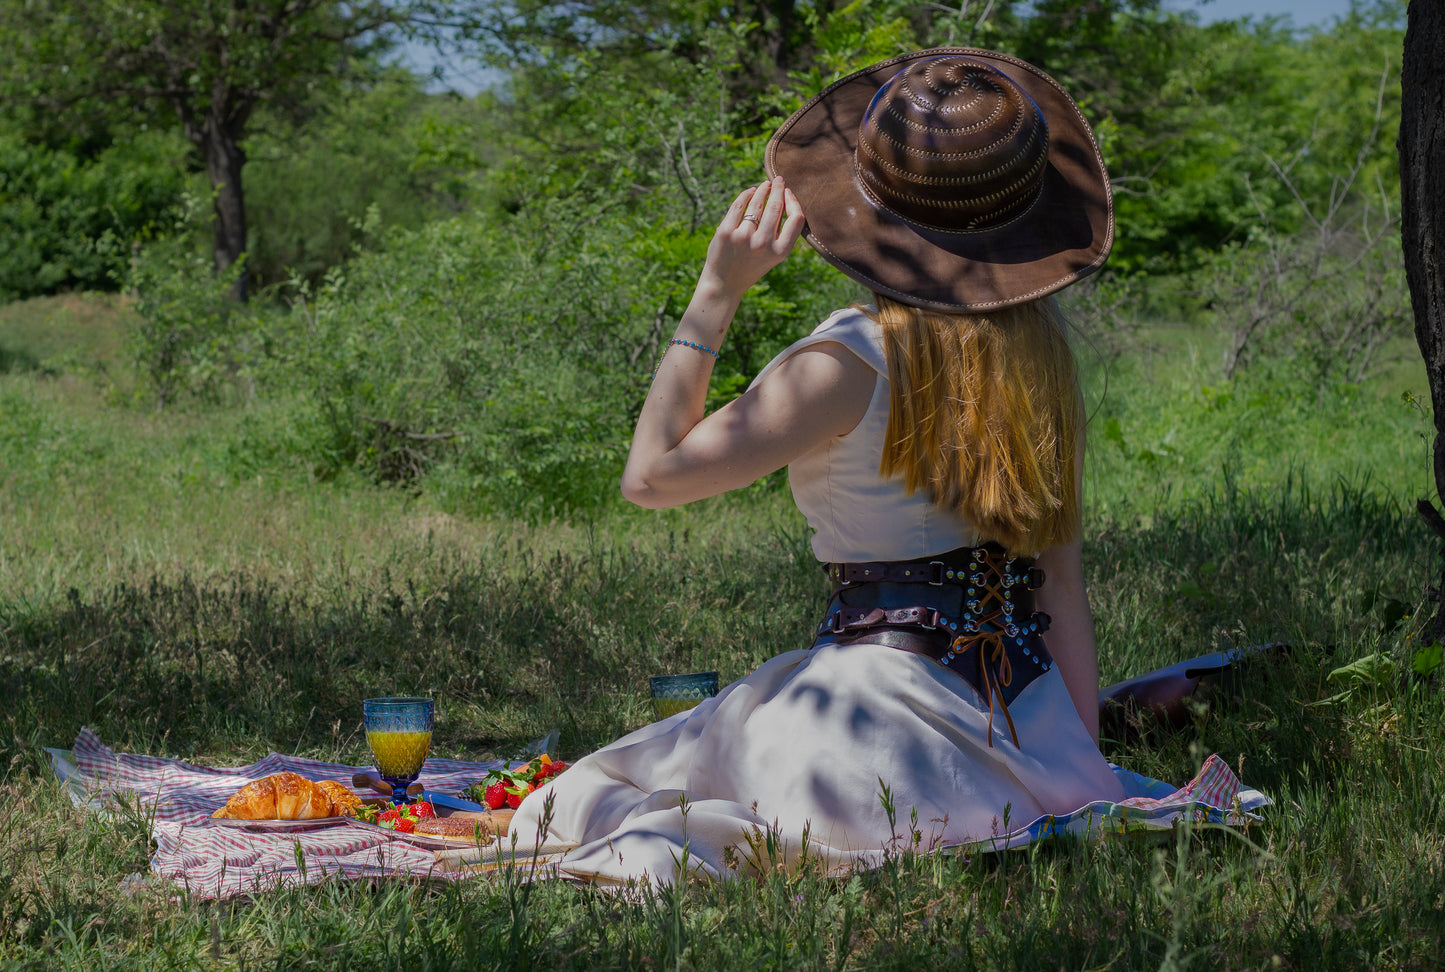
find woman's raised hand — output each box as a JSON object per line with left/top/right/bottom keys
{"left": 698, "top": 178, "right": 805, "bottom": 299}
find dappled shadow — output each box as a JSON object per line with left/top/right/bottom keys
{"left": 0, "top": 478, "right": 1423, "bottom": 806}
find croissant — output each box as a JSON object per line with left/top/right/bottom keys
{"left": 211, "top": 773, "right": 363, "bottom": 820}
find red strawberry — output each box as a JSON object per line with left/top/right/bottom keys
{"left": 484, "top": 782, "right": 508, "bottom": 810}
{"left": 410, "top": 801, "right": 435, "bottom": 819}
{"left": 394, "top": 817, "right": 416, "bottom": 833}
{"left": 532, "top": 763, "right": 552, "bottom": 783}
{"left": 378, "top": 808, "right": 401, "bottom": 825}
{"left": 550, "top": 761, "right": 570, "bottom": 775}
{"left": 505, "top": 782, "right": 533, "bottom": 809}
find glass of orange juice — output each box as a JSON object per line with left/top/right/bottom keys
{"left": 649, "top": 672, "right": 719, "bottom": 721}
{"left": 362, "top": 697, "right": 433, "bottom": 803}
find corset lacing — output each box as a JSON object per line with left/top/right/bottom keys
{"left": 818, "top": 543, "right": 1050, "bottom": 748}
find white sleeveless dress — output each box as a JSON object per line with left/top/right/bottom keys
{"left": 506, "top": 308, "right": 1127, "bottom": 884}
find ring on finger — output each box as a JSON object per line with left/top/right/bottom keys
{"left": 742, "top": 213, "right": 761, "bottom": 224}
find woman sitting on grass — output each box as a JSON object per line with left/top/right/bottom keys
{"left": 508, "top": 48, "right": 1212, "bottom": 883}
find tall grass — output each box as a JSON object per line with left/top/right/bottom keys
{"left": 1, "top": 296, "right": 1441, "bottom": 968}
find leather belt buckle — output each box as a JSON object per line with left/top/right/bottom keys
{"left": 928, "top": 561, "right": 945, "bottom": 586}
{"left": 1027, "top": 566, "right": 1045, "bottom": 590}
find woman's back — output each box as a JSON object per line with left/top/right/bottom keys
{"left": 752, "top": 307, "right": 979, "bottom": 562}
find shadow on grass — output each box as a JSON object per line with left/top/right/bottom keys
{"left": 1, "top": 477, "right": 1427, "bottom": 806}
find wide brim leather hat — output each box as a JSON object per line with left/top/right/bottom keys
{"left": 766, "top": 48, "right": 1113, "bottom": 312}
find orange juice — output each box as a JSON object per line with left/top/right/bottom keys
{"left": 652, "top": 698, "right": 703, "bottom": 720}
{"left": 366, "top": 730, "right": 432, "bottom": 778}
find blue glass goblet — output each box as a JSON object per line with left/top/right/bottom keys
{"left": 362, "top": 697, "right": 434, "bottom": 804}
{"left": 649, "top": 671, "right": 719, "bottom": 721}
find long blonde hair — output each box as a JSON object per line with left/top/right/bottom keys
{"left": 872, "top": 293, "right": 1083, "bottom": 556}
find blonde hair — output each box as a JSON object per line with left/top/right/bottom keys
{"left": 872, "top": 293, "right": 1083, "bottom": 556}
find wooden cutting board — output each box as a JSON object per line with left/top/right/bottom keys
{"left": 427, "top": 807, "right": 514, "bottom": 838}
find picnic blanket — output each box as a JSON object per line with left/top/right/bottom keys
{"left": 51, "top": 728, "right": 1268, "bottom": 898}
{"left": 972, "top": 755, "right": 1268, "bottom": 851}
{"left": 53, "top": 727, "right": 515, "bottom": 900}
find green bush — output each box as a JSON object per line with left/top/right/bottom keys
{"left": 242, "top": 73, "right": 489, "bottom": 288}
{"left": 254, "top": 190, "right": 846, "bottom": 517}
{"left": 124, "top": 194, "right": 259, "bottom": 408}
{"left": 0, "top": 128, "right": 187, "bottom": 301}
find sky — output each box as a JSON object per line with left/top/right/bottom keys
{"left": 396, "top": 0, "right": 1367, "bottom": 97}
{"left": 1165, "top": 0, "right": 1360, "bottom": 23}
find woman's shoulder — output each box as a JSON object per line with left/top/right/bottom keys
{"left": 751, "top": 306, "right": 886, "bottom": 389}
{"left": 811, "top": 306, "right": 884, "bottom": 362}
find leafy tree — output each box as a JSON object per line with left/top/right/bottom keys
{"left": 0, "top": 0, "right": 419, "bottom": 300}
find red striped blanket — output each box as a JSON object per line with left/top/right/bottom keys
{"left": 65, "top": 727, "right": 509, "bottom": 900}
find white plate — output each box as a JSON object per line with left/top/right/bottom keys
{"left": 200, "top": 815, "right": 350, "bottom": 832}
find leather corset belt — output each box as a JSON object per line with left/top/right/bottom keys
{"left": 813, "top": 543, "right": 1053, "bottom": 747}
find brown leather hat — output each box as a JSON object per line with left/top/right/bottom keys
{"left": 766, "top": 48, "right": 1113, "bottom": 312}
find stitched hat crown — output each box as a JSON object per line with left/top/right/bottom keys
{"left": 856, "top": 57, "right": 1050, "bottom": 234}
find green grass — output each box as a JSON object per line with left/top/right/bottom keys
{"left": 0, "top": 293, "right": 132, "bottom": 378}
{"left": 1, "top": 294, "right": 1441, "bottom": 968}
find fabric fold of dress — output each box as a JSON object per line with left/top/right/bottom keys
{"left": 507, "top": 640, "right": 1267, "bottom": 886}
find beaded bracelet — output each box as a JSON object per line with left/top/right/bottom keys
{"left": 669, "top": 338, "right": 720, "bottom": 359}
{"left": 652, "top": 338, "right": 721, "bottom": 378}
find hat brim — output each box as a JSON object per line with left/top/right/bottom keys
{"left": 765, "top": 48, "right": 1114, "bottom": 312}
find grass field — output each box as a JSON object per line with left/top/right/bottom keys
{"left": 2, "top": 294, "right": 1441, "bottom": 969}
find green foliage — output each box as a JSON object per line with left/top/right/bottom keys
{"left": 1081, "top": 334, "right": 1430, "bottom": 521}
{"left": 0, "top": 0, "right": 401, "bottom": 125}
{"left": 1194, "top": 46, "right": 1410, "bottom": 385}
{"left": 124, "top": 195, "right": 257, "bottom": 407}
{"left": 8, "top": 0, "right": 1415, "bottom": 524}
{"left": 1204, "top": 226, "right": 1410, "bottom": 383}
{"left": 0, "top": 127, "right": 188, "bottom": 301}
{"left": 242, "top": 72, "right": 489, "bottom": 288}
{"left": 258, "top": 187, "right": 844, "bottom": 515}
{"left": 232, "top": 41, "right": 853, "bottom": 515}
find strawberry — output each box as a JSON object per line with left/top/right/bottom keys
{"left": 378, "top": 808, "right": 401, "bottom": 825}
{"left": 484, "top": 782, "right": 508, "bottom": 810}
{"left": 550, "top": 761, "right": 570, "bottom": 775}
{"left": 532, "top": 763, "right": 552, "bottom": 783}
{"left": 394, "top": 817, "right": 416, "bottom": 833}
{"left": 505, "top": 782, "right": 533, "bottom": 809}
{"left": 410, "top": 801, "right": 435, "bottom": 819}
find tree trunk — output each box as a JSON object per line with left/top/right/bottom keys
{"left": 200, "top": 114, "right": 250, "bottom": 302}
{"left": 1401, "top": 0, "right": 1445, "bottom": 635}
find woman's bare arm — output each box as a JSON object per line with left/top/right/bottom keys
{"left": 621, "top": 178, "right": 872, "bottom": 508}
{"left": 1032, "top": 429, "right": 1101, "bottom": 743}
{"left": 1033, "top": 537, "right": 1101, "bottom": 744}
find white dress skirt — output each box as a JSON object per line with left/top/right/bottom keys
{"left": 506, "top": 638, "right": 1124, "bottom": 885}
